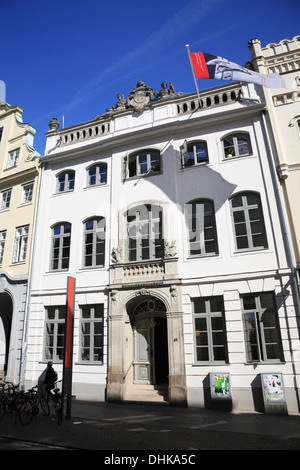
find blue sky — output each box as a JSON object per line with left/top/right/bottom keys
{"left": 2, "top": 0, "right": 299, "bottom": 153}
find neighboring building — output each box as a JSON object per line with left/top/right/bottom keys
{"left": 248, "top": 35, "right": 300, "bottom": 282}
{"left": 24, "top": 77, "right": 300, "bottom": 413}
{"left": 0, "top": 101, "right": 40, "bottom": 383}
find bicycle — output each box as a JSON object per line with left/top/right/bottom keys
{"left": 26, "top": 385, "right": 50, "bottom": 417}
{"left": 0, "top": 381, "right": 33, "bottom": 426}
{"left": 46, "top": 380, "right": 63, "bottom": 425}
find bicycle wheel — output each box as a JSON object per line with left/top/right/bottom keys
{"left": 55, "top": 400, "right": 63, "bottom": 425}
{"left": 19, "top": 400, "right": 33, "bottom": 426}
{"left": 40, "top": 395, "right": 50, "bottom": 416}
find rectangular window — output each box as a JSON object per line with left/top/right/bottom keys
{"left": 192, "top": 296, "right": 228, "bottom": 363}
{"left": 21, "top": 182, "right": 34, "bottom": 204}
{"left": 0, "top": 230, "right": 6, "bottom": 264}
{"left": 0, "top": 128, "right": 3, "bottom": 142}
{"left": 44, "top": 306, "right": 66, "bottom": 361}
{"left": 13, "top": 225, "right": 29, "bottom": 263}
{"left": 0, "top": 189, "right": 12, "bottom": 210}
{"left": 241, "top": 292, "right": 284, "bottom": 363}
{"left": 80, "top": 304, "right": 104, "bottom": 362}
{"left": 7, "top": 148, "right": 20, "bottom": 168}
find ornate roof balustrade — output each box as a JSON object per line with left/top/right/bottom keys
{"left": 176, "top": 83, "right": 242, "bottom": 115}
{"left": 59, "top": 119, "right": 111, "bottom": 147}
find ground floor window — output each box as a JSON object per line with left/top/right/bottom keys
{"left": 44, "top": 306, "right": 66, "bottom": 361}
{"left": 192, "top": 296, "right": 228, "bottom": 363}
{"left": 80, "top": 304, "right": 104, "bottom": 362}
{"left": 241, "top": 292, "right": 284, "bottom": 363}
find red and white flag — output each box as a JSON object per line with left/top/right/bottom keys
{"left": 190, "top": 52, "right": 285, "bottom": 89}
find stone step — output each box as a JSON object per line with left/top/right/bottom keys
{"left": 125, "top": 384, "right": 169, "bottom": 404}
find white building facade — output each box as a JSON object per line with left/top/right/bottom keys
{"left": 24, "top": 79, "right": 300, "bottom": 413}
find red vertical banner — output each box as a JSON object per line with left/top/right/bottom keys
{"left": 63, "top": 276, "right": 75, "bottom": 419}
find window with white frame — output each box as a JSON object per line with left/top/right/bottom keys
{"left": 12, "top": 225, "right": 29, "bottom": 263}
{"left": 0, "top": 189, "right": 12, "bottom": 210}
{"left": 44, "top": 306, "right": 66, "bottom": 361}
{"left": 21, "top": 182, "right": 34, "bottom": 204}
{"left": 241, "top": 292, "right": 284, "bottom": 363}
{"left": 87, "top": 163, "right": 107, "bottom": 186}
{"left": 80, "top": 304, "right": 104, "bottom": 362}
{"left": 50, "top": 222, "right": 71, "bottom": 270}
{"left": 0, "top": 128, "right": 3, "bottom": 142}
{"left": 185, "top": 199, "right": 218, "bottom": 257}
{"left": 180, "top": 140, "right": 209, "bottom": 167}
{"left": 0, "top": 230, "right": 6, "bottom": 264}
{"left": 230, "top": 192, "right": 267, "bottom": 251}
{"left": 7, "top": 148, "right": 20, "bottom": 168}
{"left": 83, "top": 217, "right": 106, "bottom": 267}
{"left": 222, "top": 133, "right": 252, "bottom": 158}
{"left": 192, "top": 296, "right": 228, "bottom": 363}
{"left": 126, "top": 149, "right": 161, "bottom": 178}
{"left": 126, "top": 204, "right": 163, "bottom": 262}
{"left": 56, "top": 170, "right": 75, "bottom": 193}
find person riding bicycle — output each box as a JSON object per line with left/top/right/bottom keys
{"left": 43, "top": 361, "right": 58, "bottom": 401}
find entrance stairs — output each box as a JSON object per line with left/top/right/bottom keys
{"left": 124, "top": 384, "right": 169, "bottom": 405}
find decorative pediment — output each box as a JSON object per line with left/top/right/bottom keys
{"left": 106, "top": 81, "right": 182, "bottom": 114}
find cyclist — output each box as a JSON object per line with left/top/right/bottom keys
{"left": 42, "top": 361, "right": 58, "bottom": 401}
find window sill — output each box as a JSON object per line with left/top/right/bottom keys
{"left": 124, "top": 171, "right": 162, "bottom": 182}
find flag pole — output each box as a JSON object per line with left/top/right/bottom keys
{"left": 186, "top": 44, "right": 202, "bottom": 109}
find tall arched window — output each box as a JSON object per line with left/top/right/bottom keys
{"left": 185, "top": 199, "right": 218, "bottom": 257}
{"left": 83, "top": 217, "right": 106, "bottom": 267}
{"left": 50, "top": 222, "right": 71, "bottom": 270}
{"left": 230, "top": 192, "right": 268, "bottom": 251}
{"left": 126, "top": 204, "right": 163, "bottom": 262}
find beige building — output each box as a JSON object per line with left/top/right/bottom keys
{"left": 248, "top": 35, "right": 300, "bottom": 280}
{"left": 0, "top": 101, "right": 40, "bottom": 383}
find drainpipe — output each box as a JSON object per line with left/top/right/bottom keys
{"left": 260, "top": 110, "right": 300, "bottom": 314}
{"left": 19, "top": 161, "right": 45, "bottom": 389}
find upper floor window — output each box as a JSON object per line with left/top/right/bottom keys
{"left": 21, "top": 182, "right": 34, "bottom": 204}
{"left": 13, "top": 225, "right": 29, "bottom": 263}
{"left": 87, "top": 163, "right": 107, "bottom": 187}
{"left": 0, "top": 189, "right": 12, "bottom": 210}
{"left": 0, "top": 230, "right": 6, "bottom": 265}
{"left": 83, "top": 217, "right": 106, "bottom": 267}
{"left": 192, "top": 296, "right": 228, "bottom": 363}
{"left": 185, "top": 199, "right": 218, "bottom": 257}
{"left": 0, "top": 128, "right": 3, "bottom": 142}
{"left": 126, "top": 149, "right": 161, "bottom": 178}
{"left": 56, "top": 170, "right": 75, "bottom": 193}
{"left": 230, "top": 192, "right": 268, "bottom": 251}
{"left": 222, "top": 133, "right": 252, "bottom": 159}
{"left": 7, "top": 148, "right": 19, "bottom": 168}
{"left": 126, "top": 204, "right": 163, "bottom": 262}
{"left": 241, "top": 292, "right": 284, "bottom": 363}
{"left": 50, "top": 222, "right": 71, "bottom": 270}
{"left": 180, "top": 140, "right": 209, "bottom": 167}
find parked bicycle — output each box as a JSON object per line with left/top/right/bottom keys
{"left": 26, "top": 385, "right": 50, "bottom": 417}
{"left": 46, "top": 380, "right": 63, "bottom": 425}
{"left": 0, "top": 381, "right": 33, "bottom": 426}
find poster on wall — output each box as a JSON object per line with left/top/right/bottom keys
{"left": 261, "top": 373, "right": 286, "bottom": 403}
{"left": 210, "top": 373, "right": 231, "bottom": 399}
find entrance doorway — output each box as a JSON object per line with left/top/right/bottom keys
{"left": 131, "top": 298, "right": 169, "bottom": 386}
{"left": 0, "top": 292, "right": 13, "bottom": 375}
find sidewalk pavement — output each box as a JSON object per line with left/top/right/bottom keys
{"left": 1, "top": 399, "right": 300, "bottom": 450}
